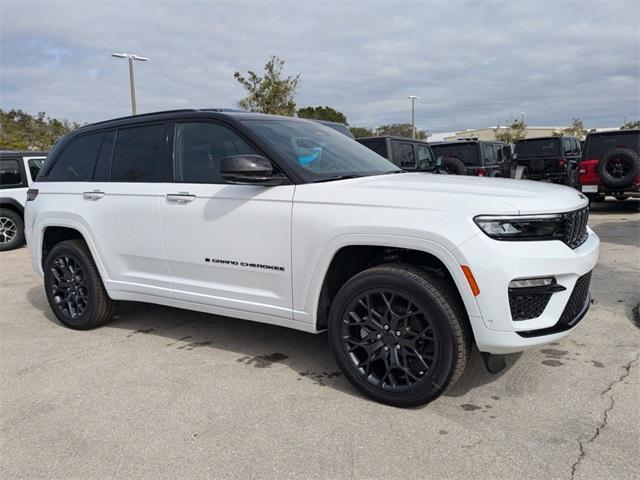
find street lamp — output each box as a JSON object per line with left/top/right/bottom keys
{"left": 520, "top": 112, "right": 526, "bottom": 124}
{"left": 111, "top": 52, "right": 149, "bottom": 115}
{"left": 408, "top": 96, "right": 420, "bottom": 138}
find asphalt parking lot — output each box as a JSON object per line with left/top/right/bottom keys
{"left": 1, "top": 200, "right": 638, "bottom": 480}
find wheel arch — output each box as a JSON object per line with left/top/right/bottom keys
{"left": 36, "top": 221, "right": 109, "bottom": 283}
{"left": 0, "top": 198, "right": 25, "bottom": 217}
{"left": 307, "top": 237, "right": 481, "bottom": 332}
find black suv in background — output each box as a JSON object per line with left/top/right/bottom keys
{"left": 579, "top": 129, "right": 640, "bottom": 202}
{"left": 514, "top": 136, "right": 581, "bottom": 184}
{"left": 357, "top": 136, "right": 438, "bottom": 172}
{"left": 429, "top": 140, "right": 512, "bottom": 177}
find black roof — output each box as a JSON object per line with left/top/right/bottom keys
{"left": 429, "top": 139, "right": 507, "bottom": 146}
{"left": 76, "top": 108, "right": 313, "bottom": 133}
{"left": 358, "top": 135, "right": 430, "bottom": 143}
{"left": 0, "top": 150, "right": 48, "bottom": 156}
{"left": 515, "top": 135, "right": 579, "bottom": 142}
{"left": 586, "top": 129, "right": 639, "bottom": 136}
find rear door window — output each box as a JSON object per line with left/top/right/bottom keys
{"left": 391, "top": 141, "right": 416, "bottom": 169}
{"left": 0, "top": 159, "right": 22, "bottom": 187}
{"left": 414, "top": 144, "right": 434, "bottom": 171}
{"left": 481, "top": 144, "right": 497, "bottom": 165}
{"left": 47, "top": 132, "right": 103, "bottom": 181}
{"left": 111, "top": 124, "right": 165, "bottom": 182}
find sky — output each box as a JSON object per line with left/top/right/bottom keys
{"left": 1, "top": 0, "right": 639, "bottom": 133}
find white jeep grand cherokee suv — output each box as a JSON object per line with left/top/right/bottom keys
{"left": 25, "top": 110, "right": 599, "bottom": 406}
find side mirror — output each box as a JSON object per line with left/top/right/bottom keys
{"left": 220, "top": 155, "right": 284, "bottom": 186}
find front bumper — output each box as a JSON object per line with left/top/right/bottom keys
{"left": 454, "top": 227, "right": 599, "bottom": 354}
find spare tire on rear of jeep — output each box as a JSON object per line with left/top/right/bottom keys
{"left": 596, "top": 148, "right": 639, "bottom": 189}
{"left": 441, "top": 157, "right": 467, "bottom": 175}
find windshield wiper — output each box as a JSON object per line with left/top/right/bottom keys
{"left": 380, "top": 169, "right": 406, "bottom": 175}
{"left": 312, "top": 174, "right": 362, "bottom": 183}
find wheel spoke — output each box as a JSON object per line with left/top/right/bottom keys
{"left": 341, "top": 288, "right": 439, "bottom": 392}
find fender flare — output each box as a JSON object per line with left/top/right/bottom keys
{"left": 294, "top": 233, "right": 482, "bottom": 326}
{"left": 33, "top": 218, "right": 110, "bottom": 282}
{"left": 0, "top": 197, "right": 25, "bottom": 215}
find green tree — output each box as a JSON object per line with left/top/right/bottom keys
{"left": 553, "top": 118, "right": 588, "bottom": 139}
{"left": 377, "top": 123, "right": 428, "bottom": 140}
{"left": 0, "top": 109, "right": 79, "bottom": 150}
{"left": 349, "top": 126, "right": 374, "bottom": 138}
{"left": 297, "top": 106, "right": 347, "bottom": 123}
{"left": 494, "top": 119, "right": 526, "bottom": 143}
{"left": 233, "top": 55, "right": 301, "bottom": 116}
{"left": 621, "top": 120, "right": 640, "bottom": 129}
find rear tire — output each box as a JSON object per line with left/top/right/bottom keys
{"left": 44, "top": 239, "right": 114, "bottom": 329}
{"left": 0, "top": 209, "right": 24, "bottom": 252}
{"left": 442, "top": 157, "right": 467, "bottom": 175}
{"left": 328, "top": 264, "right": 469, "bottom": 407}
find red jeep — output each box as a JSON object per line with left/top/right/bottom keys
{"left": 579, "top": 129, "right": 640, "bottom": 202}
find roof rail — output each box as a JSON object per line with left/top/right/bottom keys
{"left": 83, "top": 109, "right": 198, "bottom": 128}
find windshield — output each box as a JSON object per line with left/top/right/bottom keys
{"left": 243, "top": 119, "right": 398, "bottom": 181}
{"left": 515, "top": 138, "right": 560, "bottom": 157}
{"left": 584, "top": 132, "right": 640, "bottom": 159}
{"left": 430, "top": 143, "right": 479, "bottom": 166}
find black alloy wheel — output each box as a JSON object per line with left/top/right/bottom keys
{"left": 328, "top": 264, "right": 469, "bottom": 407}
{"left": 49, "top": 254, "right": 89, "bottom": 319}
{"left": 341, "top": 289, "right": 438, "bottom": 391}
{"left": 44, "top": 239, "right": 114, "bottom": 329}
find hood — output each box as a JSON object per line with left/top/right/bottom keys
{"left": 296, "top": 173, "right": 588, "bottom": 215}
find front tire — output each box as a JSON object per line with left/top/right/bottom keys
{"left": 0, "top": 209, "right": 24, "bottom": 252}
{"left": 328, "top": 264, "right": 469, "bottom": 407}
{"left": 44, "top": 239, "right": 114, "bottom": 329}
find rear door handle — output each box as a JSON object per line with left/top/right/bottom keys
{"left": 82, "top": 190, "right": 105, "bottom": 200}
{"left": 166, "top": 192, "right": 196, "bottom": 204}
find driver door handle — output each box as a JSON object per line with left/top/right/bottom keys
{"left": 82, "top": 190, "right": 105, "bottom": 200}
{"left": 166, "top": 192, "right": 196, "bottom": 204}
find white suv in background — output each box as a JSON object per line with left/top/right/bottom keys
{"left": 25, "top": 110, "right": 599, "bottom": 406}
{"left": 0, "top": 151, "right": 47, "bottom": 251}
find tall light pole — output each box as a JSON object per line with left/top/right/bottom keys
{"left": 408, "top": 95, "right": 420, "bottom": 138}
{"left": 520, "top": 112, "right": 526, "bottom": 125}
{"left": 111, "top": 52, "right": 149, "bottom": 115}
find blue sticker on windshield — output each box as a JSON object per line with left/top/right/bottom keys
{"left": 298, "top": 147, "right": 322, "bottom": 165}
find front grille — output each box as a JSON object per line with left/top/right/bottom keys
{"left": 562, "top": 207, "right": 589, "bottom": 249}
{"left": 559, "top": 271, "right": 592, "bottom": 326}
{"left": 509, "top": 292, "right": 552, "bottom": 321}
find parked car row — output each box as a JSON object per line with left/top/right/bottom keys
{"left": 355, "top": 128, "right": 639, "bottom": 204}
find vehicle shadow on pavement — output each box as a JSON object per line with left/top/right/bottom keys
{"left": 26, "top": 286, "right": 520, "bottom": 406}
{"left": 589, "top": 199, "right": 639, "bottom": 215}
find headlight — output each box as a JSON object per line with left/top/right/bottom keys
{"left": 474, "top": 214, "right": 564, "bottom": 240}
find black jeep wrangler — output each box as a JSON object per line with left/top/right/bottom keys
{"left": 514, "top": 136, "right": 581, "bottom": 184}
{"left": 429, "top": 140, "right": 512, "bottom": 177}
{"left": 356, "top": 136, "right": 439, "bottom": 172}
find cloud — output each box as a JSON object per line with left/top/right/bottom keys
{"left": 1, "top": 0, "right": 638, "bottom": 132}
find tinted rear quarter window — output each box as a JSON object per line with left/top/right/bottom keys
{"left": 585, "top": 132, "right": 640, "bottom": 160}
{"left": 28, "top": 158, "right": 46, "bottom": 180}
{"left": 359, "top": 139, "right": 388, "bottom": 158}
{"left": 111, "top": 124, "right": 165, "bottom": 182}
{"left": 515, "top": 138, "right": 560, "bottom": 157}
{"left": 47, "top": 132, "right": 103, "bottom": 181}
{"left": 0, "top": 159, "right": 22, "bottom": 187}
